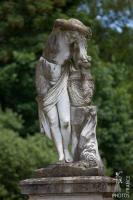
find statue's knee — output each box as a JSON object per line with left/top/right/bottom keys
{"left": 61, "top": 120, "right": 70, "bottom": 129}
{"left": 50, "top": 120, "right": 58, "bottom": 128}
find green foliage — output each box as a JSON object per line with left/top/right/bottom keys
{"left": 92, "top": 61, "right": 133, "bottom": 175}
{"left": 0, "top": 129, "right": 56, "bottom": 200}
{"left": 0, "top": 108, "right": 23, "bottom": 132}
{"left": 0, "top": 110, "right": 57, "bottom": 200}
{"left": 0, "top": 50, "right": 37, "bottom": 135}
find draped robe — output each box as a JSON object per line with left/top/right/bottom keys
{"left": 36, "top": 57, "right": 69, "bottom": 139}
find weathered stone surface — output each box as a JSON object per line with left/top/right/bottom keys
{"left": 28, "top": 194, "right": 105, "bottom": 200}
{"left": 35, "top": 18, "right": 103, "bottom": 165}
{"left": 34, "top": 162, "right": 104, "bottom": 178}
{"left": 20, "top": 176, "right": 116, "bottom": 198}
{"left": 53, "top": 18, "right": 92, "bottom": 38}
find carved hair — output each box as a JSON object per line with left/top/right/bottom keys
{"left": 42, "top": 29, "right": 87, "bottom": 64}
{"left": 42, "top": 31, "right": 59, "bottom": 62}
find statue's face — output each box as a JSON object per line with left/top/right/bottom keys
{"left": 52, "top": 30, "right": 89, "bottom": 67}
{"left": 54, "top": 31, "right": 71, "bottom": 66}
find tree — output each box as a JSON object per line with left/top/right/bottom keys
{"left": 0, "top": 110, "right": 56, "bottom": 200}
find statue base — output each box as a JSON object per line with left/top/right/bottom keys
{"left": 20, "top": 176, "right": 116, "bottom": 200}
{"left": 20, "top": 164, "right": 116, "bottom": 200}
{"left": 34, "top": 161, "right": 104, "bottom": 177}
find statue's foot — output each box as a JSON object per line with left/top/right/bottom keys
{"left": 56, "top": 160, "right": 65, "bottom": 164}
{"left": 57, "top": 154, "right": 65, "bottom": 164}
{"left": 64, "top": 150, "right": 73, "bottom": 163}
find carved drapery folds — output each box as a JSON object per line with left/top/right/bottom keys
{"left": 68, "top": 70, "right": 94, "bottom": 106}
{"left": 68, "top": 68, "right": 103, "bottom": 171}
{"left": 35, "top": 18, "right": 103, "bottom": 172}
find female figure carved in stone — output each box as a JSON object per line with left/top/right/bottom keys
{"left": 35, "top": 19, "right": 103, "bottom": 169}
{"left": 36, "top": 22, "right": 73, "bottom": 162}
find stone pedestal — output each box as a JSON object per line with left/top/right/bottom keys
{"left": 20, "top": 176, "right": 116, "bottom": 200}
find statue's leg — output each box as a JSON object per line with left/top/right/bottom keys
{"left": 57, "top": 90, "right": 73, "bottom": 162}
{"left": 71, "top": 126, "right": 78, "bottom": 159}
{"left": 47, "top": 106, "right": 65, "bottom": 161}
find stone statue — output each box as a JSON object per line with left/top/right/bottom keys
{"left": 35, "top": 18, "right": 103, "bottom": 171}
{"left": 20, "top": 19, "right": 118, "bottom": 200}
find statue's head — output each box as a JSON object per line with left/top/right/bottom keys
{"left": 43, "top": 18, "right": 92, "bottom": 66}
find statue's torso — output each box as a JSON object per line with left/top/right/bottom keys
{"left": 43, "top": 61, "right": 62, "bottom": 85}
